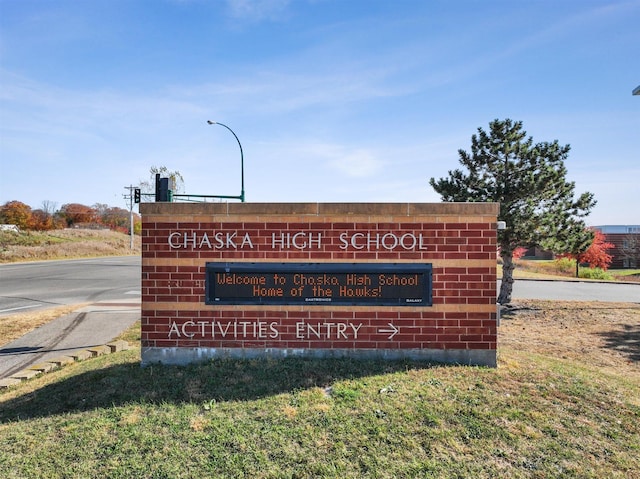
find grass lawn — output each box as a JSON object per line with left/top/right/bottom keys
{"left": 1, "top": 301, "right": 639, "bottom": 478}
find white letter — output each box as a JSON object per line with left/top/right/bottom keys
{"left": 337, "top": 323, "right": 348, "bottom": 339}
{"left": 168, "top": 232, "right": 181, "bottom": 249}
{"left": 181, "top": 321, "right": 195, "bottom": 338}
{"left": 351, "top": 233, "right": 365, "bottom": 250}
{"left": 309, "top": 232, "right": 322, "bottom": 248}
{"left": 198, "top": 321, "right": 208, "bottom": 336}
{"left": 381, "top": 233, "right": 398, "bottom": 250}
{"left": 296, "top": 322, "right": 305, "bottom": 339}
{"left": 199, "top": 232, "right": 212, "bottom": 249}
{"left": 339, "top": 232, "right": 349, "bottom": 250}
{"left": 272, "top": 233, "right": 286, "bottom": 249}
{"left": 400, "top": 233, "right": 416, "bottom": 250}
{"left": 168, "top": 321, "right": 180, "bottom": 337}
{"left": 241, "top": 233, "right": 254, "bottom": 249}
{"left": 418, "top": 234, "right": 428, "bottom": 250}
{"left": 350, "top": 323, "right": 362, "bottom": 339}
{"left": 183, "top": 233, "right": 197, "bottom": 248}
{"left": 292, "top": 232, "right": 307, "bottom": 249}
{"left": 225, "top": 232, "right": 237, "bottom": 249}
{"left": 269, "top": 322, "right": 279, "bottom": 338}
{"left": 214, "top": 232, "right": 224, "bottom": 249}
{"left": 368, "top": 233, "right": 381, "bottom": 250}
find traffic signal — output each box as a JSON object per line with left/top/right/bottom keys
{"left": 158, "top": 178, "right": 169, "bottom": 202}
{"left": 134, "top": 188, "right": 141, "bottom": 204}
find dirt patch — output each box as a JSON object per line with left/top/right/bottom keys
{"left": 0, "top": 304, "right": 89, "bottom": 347}
{"left": 500, "top": 300, "right": 640, "bottom": 379}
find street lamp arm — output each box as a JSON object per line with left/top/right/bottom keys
{"left": 207, "top": 120, "right": 245, "bottom": 202}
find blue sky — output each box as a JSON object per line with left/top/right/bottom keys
{"left": 1, "top": 0, "right": 638, "bottom": 225}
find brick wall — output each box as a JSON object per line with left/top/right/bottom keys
{"left": 601, "top": 233, "right": 640, "bottom": 269}
{"left": 140, "top": 203, "right": 499, "bottom": 366}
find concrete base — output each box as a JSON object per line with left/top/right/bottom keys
{"left": 142, "top": 347, "right": 497, "bottom": 368}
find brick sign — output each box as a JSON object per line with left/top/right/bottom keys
{"left": 140, "top": 203, "right": 499, "bottom": 366}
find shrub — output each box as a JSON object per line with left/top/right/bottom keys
{"left": 553, "top": 257, "right": 575, "bottom": 274}
{"left": 579, "top": 267, "right": 613, "bottom": 280}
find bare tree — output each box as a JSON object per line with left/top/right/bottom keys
{"left": 41, "top": 200, "right": 57, "bottom": 216}
{"left": 138, "top": 166, "right": 185, "bottom": 199}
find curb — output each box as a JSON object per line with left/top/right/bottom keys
{"left": 512, "top": 277, "right": 640, "bottom": 285}
{"left": 0, "top": 340, "right": 130, "bottom": 390}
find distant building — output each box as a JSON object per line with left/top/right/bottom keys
{"left": 522, "top": 246, "right": 553, "bottom": 260}
{"left": 0, "top": 224, "right": 20, "bottom": 233}
{"left": 593, "top": 225, "right": 640, "bottom": 269}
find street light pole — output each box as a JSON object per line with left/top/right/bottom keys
{"left": 123, "top": 185, "right": 135, "bottom": 249}
{"left": 207, "top": 120, "right": 245, "bottom": 202}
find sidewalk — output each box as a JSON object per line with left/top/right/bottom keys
{"left": 0, "top": 299, "right": 140, "bottom": 382}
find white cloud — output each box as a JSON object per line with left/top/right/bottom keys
{"left": 328, "top": 148, "right": 382, "bottom": 178}
{"left": 225, "top": 0, "right": 291, "bottom": 22}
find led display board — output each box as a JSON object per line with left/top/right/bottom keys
{"left": 206, "top": 262, "right": 432, "bottom": 306}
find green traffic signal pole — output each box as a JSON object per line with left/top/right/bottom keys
{"left": 207, "top": 120, "right": 245, "bottom": 202}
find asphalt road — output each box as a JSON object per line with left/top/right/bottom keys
{"left": 0, "top": 256, "right": 141, "bottom": 317}
{"left": 507, "top": 279, "right": 640, "bottom": 303}
{"left": 0, "top": 300, "right": 141, "bottom": 379}
{"left": 0, "top": 256, "right": 141, "bottom": 379}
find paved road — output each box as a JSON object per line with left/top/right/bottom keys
{"left": 0, "top": 256, "right": 141, "bottom": 379}
{"left": 0, "top": 300, "right": 140, "bottom": 379}
{"left": 0, "top": 256, "right": 141, "bottom": 317}
{"left": 508, "top": 279, "right": 640, "bottom": 303}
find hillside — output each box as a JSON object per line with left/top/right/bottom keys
{"left": 0, "top": 228, "right": 140, "bottom": 262}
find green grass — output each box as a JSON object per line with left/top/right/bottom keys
{"left": 611, "top": 269, "right": 640, "bottom": 281}
{"left": 0, "top": 228, "right": 140, "bottom": 262}
{"left": 1, "top": 323, "right": 638, "bottom": 478}
{"left": 501, "top": 259, "right": 639, "bottom": 282}
{"left": 0, "top": 230, "right": 67, "bottom": 248}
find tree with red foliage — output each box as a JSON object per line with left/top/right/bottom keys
{"left": 559, "top": 229, "right": 614, "bottom": 276}
{"left": 513, "top": 247, "right": 527, "bottom": 260}
{"left": 578, "top": 230, "right": 614, "bottom": 270}
{"left": 100, "top": 206, "right": 130, "bottom": 232}
{"left": 59, "top": 203, "right": 97, "bottom": 227}
{"left": 30, "top": 209, "right": 54, "bottom": 230}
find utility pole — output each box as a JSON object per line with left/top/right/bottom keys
{"left": 123, "top": 185, "right": 136, "bottom": 250}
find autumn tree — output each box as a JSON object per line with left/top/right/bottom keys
{"left": 430, "top": 119, "right": 595, "bottom": 304}
{"left": 92, "top": 203, "right": 110, "bottom": 221}
{"left": 100, "top": 206, "right": 131, "bottom": 232}
{"left": 59, "top": 203, "right": 97, "bottom": 227}
{"left": 29, "top": 200, "right": 59, "bottom": 230}
{"left": 560, "top": 229, "right": 614, "bottom": 276}
{"left": 578, "top": 229, "right": 614, "bottom": 270}
{"left": 0, "top": 201, "right": 32, "bottom": 230}
{"left": 30, "top": 209, "right": 54, "bottom": 230}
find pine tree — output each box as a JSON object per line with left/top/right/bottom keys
{"left": 429, "top": 119, "right": 596, "bottom": 304}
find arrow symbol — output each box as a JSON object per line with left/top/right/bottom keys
{"left": 378, "top": 323, "right": 399, "bottom": 340}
